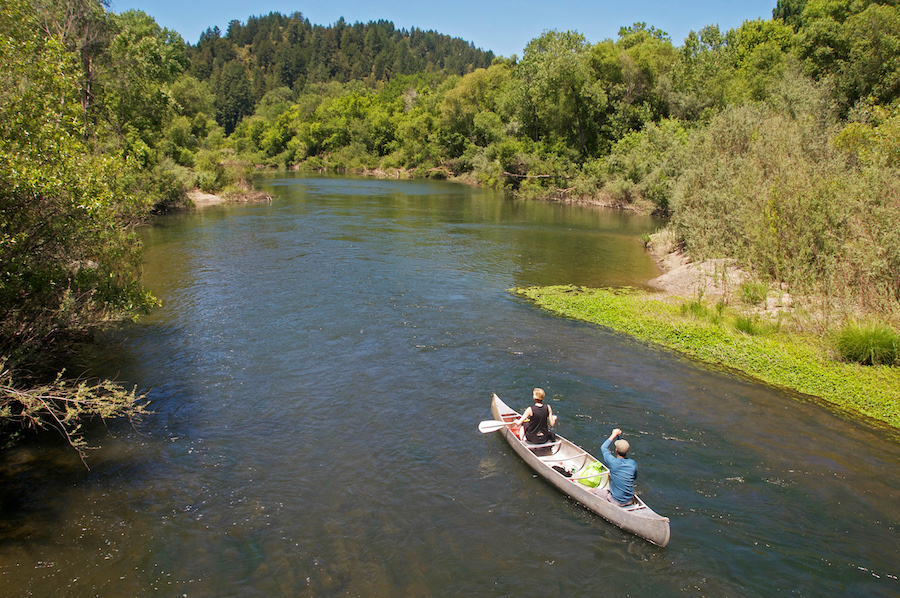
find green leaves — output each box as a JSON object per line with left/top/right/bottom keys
{"left": 1, "top": 0, "right": 155, "bottom": 355}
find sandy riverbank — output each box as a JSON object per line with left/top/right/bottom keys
{"left": 642, "top": 229, "right": 796, "bottom": 319}
{"left": 186, "top": 188, "right": 272, "bottom": 207}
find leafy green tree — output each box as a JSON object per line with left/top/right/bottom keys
{"left": 509, "top": 30, "right": 606, "bottom": 156}
{"left": 389, "top": 100, "right": 440, "bottom": 168}
{"left": 98, "top": 10, "right": 189, "bottom": 140}
{"left": 590, "top": 23, "right": 677, "bottom": 145}
{"left": 667, "top": 24, "right": 735, "bottom": 120}
{"left": 1, "top": 0, "right": 152, "bottom": 455}
{"left": 729, "top": 19, "right": 796, "bottom": 101}
{"left": 439, "top": 64, "right": 510, "bottom": 144}
{"left": 169, "top": 74, "right": 219, "bottom": 139}
{"left": 842, "top": 4, "right": 900, "bottom": 105}
{"left": 34, "top": 0, "right": 112, "bottom": 131}
{"left": 796, "top": 1, "right": 900, "bottom": 108}
{"left": 774, "top": 0, "right": 810, "bottom": 28}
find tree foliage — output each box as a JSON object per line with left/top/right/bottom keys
{"left": 186, "top": 12, "right": 495, "bottom": 132}
{"left": 1, "top": 0, "right": 153, "bottom": 455}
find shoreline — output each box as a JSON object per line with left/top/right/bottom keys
{"left": 185, "top": 188, "right": 272, "bottom": 208}
{"left": 515, "top": 231, "right": 899, "bottom": 432}
{"left": 514, "top": 284, "right": 900, "bottom": 433}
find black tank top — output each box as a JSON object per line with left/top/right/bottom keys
{"left": 524, "top": 402, "right": 551, "bottom": 443}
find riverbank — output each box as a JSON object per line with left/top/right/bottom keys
{"left": 514, "top": 281, "right": 900, "bottom": 432}
{"left": 186, "top": 188, "right": 272, "bottom": 208}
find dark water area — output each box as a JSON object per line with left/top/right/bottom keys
{"left": 1, "top": 175, "right": 898, "bottom": 597}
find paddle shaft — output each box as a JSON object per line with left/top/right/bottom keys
{"left": 478, "top": 419, "right": 518, "bottom": 433}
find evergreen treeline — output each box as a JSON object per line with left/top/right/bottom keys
{"left": 3, "top": 0, "right": 900, "bottom": 452}
{"left": 189, "top": 13, "right": 495, "bottom": 133}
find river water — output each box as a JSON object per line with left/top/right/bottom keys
{"left": 1, "top": 175, "right": 898, "bottom": 597}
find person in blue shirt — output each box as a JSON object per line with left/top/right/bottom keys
{"left": 596, "top": 427, "right": 637, "bottom": 506}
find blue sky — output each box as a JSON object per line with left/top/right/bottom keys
{"left": 109, "top": 0, "right": 778, "bottom": 57}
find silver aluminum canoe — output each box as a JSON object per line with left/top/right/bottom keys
{"left": 490, "top": 393, "right": 670, "bottom": 547}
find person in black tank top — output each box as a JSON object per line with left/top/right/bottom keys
{"left": 514, "top": 388, "right": 557, "bottom": 444}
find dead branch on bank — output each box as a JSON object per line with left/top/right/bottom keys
{"left": 0, "top": 363, "right": 149, "bottom": 466}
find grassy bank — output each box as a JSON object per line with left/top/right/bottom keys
{"left": 514, "top": 285, "right": 900, "bottom": 430}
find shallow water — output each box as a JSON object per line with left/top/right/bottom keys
{"left": 1, "top": 175, "right": 898, "bottom": 597}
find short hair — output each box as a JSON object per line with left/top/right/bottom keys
{"left": 533, "top": 388, "right": 545, "bottom": 401}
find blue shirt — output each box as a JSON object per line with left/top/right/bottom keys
{"left": 601, "top": 438, "right": 637, "bottom": 504}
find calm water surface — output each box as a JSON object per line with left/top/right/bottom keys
{"left": 1, "top": 175, "right": 898, "bottom": 597}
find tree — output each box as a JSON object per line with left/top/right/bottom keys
{"left": 509, "top": 30, "right": 606, "bottom": 155}
{"left": 439, "top": 64, "right": 510, "bottom": 142}
{"left": 33, "top": 0, "right": 112, "bottom": 131}
{"left": 0, "top": 0, "right": 152, "bottom": 457}
{"left": 667, "top": 25, "right": 735, "bottom": 120}
{"left": 842, "top": 4, "right": 900, "bottom": 105}
{"left": 797, "top": 1, "right": 900, "bottom": 109}
{"left": 728, "top": 19, "right": 796, "bottom": 102}
{"left": 774, "top": 0, "right": 810, "bottom": 29}
{"left": 98, "top": 10, "right": 189, "bottom": 141}
{"left": 217, "top": 60, "right": 253, "bottom": 134}
{"left": 589, "top": 23, "right": 677, "bottom": 145}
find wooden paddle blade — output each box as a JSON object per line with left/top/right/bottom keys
{"left": 478, "top": 420, "right": 512, "bottom": 433}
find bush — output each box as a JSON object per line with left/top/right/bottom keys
{"left": 680, "top": 298, "right": 710, "bottom": 319}
{"left": 835, "top": 321, "right": 900, "bottom": 366}
{"left": 670, "top": 101, "right": 900, "bottom": 322}
{"left": 733, "top": 314, "right": 777, "bottom": 336}
{"left": 739, "top": 280, "right": 769, "bottom": 306}
{"left": 601, "top": 178, "right": 637, "bottom": 205}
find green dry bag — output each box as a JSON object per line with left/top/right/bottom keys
{"left": 577, "top": 461, "right": 604, "bottom": 488}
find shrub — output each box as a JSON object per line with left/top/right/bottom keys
{"left": 601, "top": 178, "right": 637, "bottom": 205}
{"left": 680, "top": 298, "right": 710, "bottom": 319}
{"left": 739, "top": 280, "right": 769, "bottom": 306}
{"left": 670, "top": 101, "right": 900, "bottom": 324}
{"left": 835, "top": 321, "right": 900, "bottom": 366}
{"left": 732, "top": 314, "right": 777, "bottom": 336}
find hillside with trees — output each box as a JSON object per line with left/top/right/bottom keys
{"left": 190, "top": 13, "right": 495, "bottom": 134}
{"left": 3, "top": 0, "right": 900, "bottom": 453}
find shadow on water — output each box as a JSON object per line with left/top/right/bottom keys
{"left": 2, "top": 174, "right": 899, "bottom": 597}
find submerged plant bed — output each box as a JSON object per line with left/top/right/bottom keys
{"left": 513, "top": 285, "right": 900, "bottom": 430}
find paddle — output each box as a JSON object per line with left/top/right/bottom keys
{"left": 478, "top": 419, "right": 517, "bottom": 433}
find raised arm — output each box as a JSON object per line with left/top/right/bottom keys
{"left": 601, "top": 428, "right": 622, "bottom": 465}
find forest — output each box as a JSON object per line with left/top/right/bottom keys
{"left": 2, "top": 0, "right": 900, "bottom": 451}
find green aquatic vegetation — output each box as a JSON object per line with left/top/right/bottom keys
{"left": 513, "top": 285, "right": 900, "bottom": 430}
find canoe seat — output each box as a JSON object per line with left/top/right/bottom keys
{"left": 538, "top": 451, "right": 587, "bottom": 462}
{"left": 523, "top": 439, "right": 561, "bottom": 456}
{"left": 523, "top": 439, "right": 561, "bottom": 449}
{"left": 621, "top": 501, "right": 646, "bottom": 511}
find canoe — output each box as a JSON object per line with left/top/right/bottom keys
{"left": 489, "top": 393, "right": 671, "bottom": 547}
